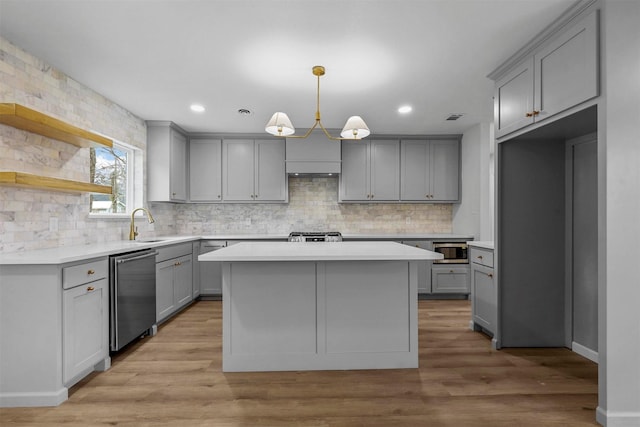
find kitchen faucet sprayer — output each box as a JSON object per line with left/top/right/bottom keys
{"left": 129, "top": 207, "right": 155, "bottom": 240}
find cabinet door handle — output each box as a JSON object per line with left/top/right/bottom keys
{"left": 87, "top": 286, "right": 95, "bottom": 292}
{"left": 449, "top": 270, "right": 454, "bottom": 273}
{"left": 371, "top": 194, "right": 374, "bottom": 199}
{"left": 217, "top": 195, "right": 221, "bottom": 198}
{"left": 87, "top": 269, "right": 95, "bottom": 275}
{"left": 477, "top": 255, "right": 483, "bottom": 260}
{"left": 174, "top": 261, "right": 182, "bottom": 266}
{"left": 488, "top": 273, "right": 494, "bottom": 278}
{"left": 532, "top": 110, "right": 540, "bottom": 116}
{"left": 525, "top": 112, "right": 533, "bottom": 117}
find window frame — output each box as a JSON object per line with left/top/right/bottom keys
{"left": 88, "top": 140, "right": 142, "bottom": 219}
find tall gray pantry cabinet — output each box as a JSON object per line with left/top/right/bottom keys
{"left": 489, "top": 5, "right": 599, "bottom": 353}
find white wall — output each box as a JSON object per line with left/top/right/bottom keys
{"left": 598, "top": 1, "right": 640, "bottom": 425}
{"left": 453, "top": 122, "right": 493, "bottom": 240}
{"left": 480, "top": 123, "right": 495, "bottom": 241}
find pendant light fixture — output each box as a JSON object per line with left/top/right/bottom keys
{"left": 265, "top": 65, "right": 370, "bottom": 141}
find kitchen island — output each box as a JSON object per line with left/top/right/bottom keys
{"left": 198, "top": 241, "right": 443, "bottom": 372}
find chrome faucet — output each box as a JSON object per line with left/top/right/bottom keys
{"left": 129, "top": 207, "right": 155, "bottom": 240}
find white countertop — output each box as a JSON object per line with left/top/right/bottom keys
{"left": 198, "top": 241, "right": 444, "bottom": 262}
{"left": 0, "top": 236, "right": 199, "bottom": 265}
{"left": 201, "top": 233, "right": 474, "bottom": 241}
{"left": 0, "top": 233, "right": 472, "bottom": 265}
{"left": 467, "top": 241, "right": 494, "bottom": 250}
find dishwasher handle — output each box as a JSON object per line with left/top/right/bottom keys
{"left": 116, "top": 250, "right": 158, "bottom": 264}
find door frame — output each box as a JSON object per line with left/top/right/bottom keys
{"left": 564, "top": 132, "right": 598, "bottom": 362}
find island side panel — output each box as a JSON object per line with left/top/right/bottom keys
{"left": 221, "top": 260, "right": 419, "bottom": 372}
{"left": 222, "top": 261, "right": 318, "bottom": 371}
{"left": 323, "top": 260, "right": 410, "bottom": 353}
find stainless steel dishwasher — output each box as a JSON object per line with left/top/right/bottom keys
{"left": 110, "top": 248, "right": 157, "bottom": 351}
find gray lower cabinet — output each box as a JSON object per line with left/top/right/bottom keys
{"left": 62, "top": 259, "right": 109, "bottom": 385}
{"left": 0, "top": 259, "right": 112, "bottom": 407}
{"left": 340, "top": 139, "right": 400, "bottom": 201}
{"left": 198, "top": 240, "right": 227, "bottom": 296}
{"left": 401, "top": 240, "right": 432, "bottom": 293}
{"left": 189, "top": 138, "right": 222, "bottom": 202}
{"left": 156, "top": 243, "right": 193, "bottom": 323}
{"left": 431, "top": 265, "right": 470, "bottom": 294}
{"left": 222, "top": 139, "right": 287, "bottom": 202}
{"left": 470, "top": 247, "right": 496, "bottom": 336}
{"left": 400, "top": 139, "right": 460, "bottom": 202}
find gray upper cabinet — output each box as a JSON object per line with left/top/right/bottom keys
{"left": 340, "top": 139, "right": 399, "bottom": 202}
{"left": 255, "top": 139, "right": 287, "bottom": 201}
{"left": 494, "top": 59, "right": 535, "bottom": 138}
{"left": 189, "top": 138, "right": 222, "bottom": 202}
{"left": 534, "top": 10, "right": 598, "bottom": 121}
{"left": 494, "top": 10, "right": 598, "bottom": 139}
{"left": 401, "top": 139, "right": 460, "bottom": 202}
{"left": 147, "top": 122, "right": 187, "bottom": 202}
{"left": 222, "top": 139, "right": 287, "bottom": 202}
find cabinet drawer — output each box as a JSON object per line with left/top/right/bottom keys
{"left": 431, "top": 266, "right": 470, "bottom": 293}
{"left": 156, "top": 242, "right": 192, "bottom": 263}
{"left": 63, "top": 259, "right": 108, "bottom": 290}
{"left": 471, "top": 248, "right": 494, "bottom": 268}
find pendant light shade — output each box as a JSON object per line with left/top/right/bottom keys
{"left": 340, "top": 116, "right": 370, "bottom": 139}
{"left": 265, "top": 112, "right": 295, "bottom": 136}
{"left": 265, "top": 66, "right": 369, "bottom": 141}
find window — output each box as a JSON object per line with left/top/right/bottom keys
{"left": 89, "top": 141, "right": 137, "bottom": 215}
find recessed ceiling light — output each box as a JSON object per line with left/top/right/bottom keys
{"left": 398, "top": 105, "right": 412, "bottom": 114}
{"left": 190, "top": 104, "right": 205, "bottom": 113}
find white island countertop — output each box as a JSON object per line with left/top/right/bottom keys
{"left": 199, "top": 241, "right": 444, "bottom": 262}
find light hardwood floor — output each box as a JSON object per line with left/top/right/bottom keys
{"left": 1, "top": 300, "right": 599, "bottom": 426}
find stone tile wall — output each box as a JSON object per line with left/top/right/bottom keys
{"left": 174, "top": 177, "right": 452, "bottom": 235}
{"left": 0, "top": 36, "right": 153, "bottom": 253}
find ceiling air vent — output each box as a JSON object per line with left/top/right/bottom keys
{"left": 445, "top": 113, "right": 464, "bottom": 121}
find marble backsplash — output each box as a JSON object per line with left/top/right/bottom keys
{"left": 171, "top": 177, "right": 452, "bottom": 236}
{"left": 0, "top": 36, "right": 148, "bottom": 254}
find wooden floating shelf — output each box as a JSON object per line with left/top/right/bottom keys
{"left": 0, "top": 103, "right": 113, "bottom": 148}
{"left": 0, "top": 172, "right": 112, "bottom": 194}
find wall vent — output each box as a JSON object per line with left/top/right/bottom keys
{"left": 445, "top": 113, "right": 464, "bottom": 121}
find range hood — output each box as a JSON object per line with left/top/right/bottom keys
{"left": 285, "top": 129, "right": 341, "bottom": 175}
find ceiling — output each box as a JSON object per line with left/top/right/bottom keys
{"left": 0, "top": 0, "right": 575, "bottom": 136}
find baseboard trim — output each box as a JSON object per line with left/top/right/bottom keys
{"left": 597, "top": 406, "right": 640, "bottom": 427}
{"left": 572, "top": 341, "right": 598, "bottom": 363}
{"left": 0, "top": 388, "right": 67, "bottom": 408}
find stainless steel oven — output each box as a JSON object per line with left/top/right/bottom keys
{"left": 432, "top": 242, "right": 468, "bottom": 264}
{"left": 288, "top": 231, "right": 342, "bottom": 242}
